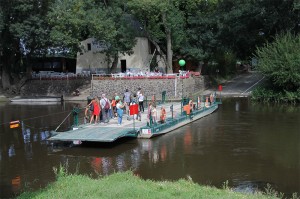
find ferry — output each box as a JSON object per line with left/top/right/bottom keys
{"left": 138, "top": 102, "right": 219, "bottom": 138}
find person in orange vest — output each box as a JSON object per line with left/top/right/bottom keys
{"left": 160, "top": 106, "right": 167, "bottom": 123}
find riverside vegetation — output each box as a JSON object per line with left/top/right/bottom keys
{"left": 252, "top": 32, "right": 300, "bottom": 103}
{"left": 17, "top": 167, "right": 299, "bottom": 199}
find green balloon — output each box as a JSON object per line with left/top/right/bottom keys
{"left": 179, "top": 59, "right": 186, "bottom": 67}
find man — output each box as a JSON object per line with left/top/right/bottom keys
{"left": 123, "top": 89, "right": 131, "bottom": 116}
{"left": 100, "top": 94, "right": 110, "bottom": 123}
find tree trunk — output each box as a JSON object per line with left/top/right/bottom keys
{"left": 162, "top": 12, "right": 173, "bottom": 73}
{"left": 109, "top": 53, "right": 119, "bottom": 73}
{"left": 166, "top": 31, "right": 173, "bottom": 73}
{"left": 147, "top": 37, "right": 168, "bottom": 71}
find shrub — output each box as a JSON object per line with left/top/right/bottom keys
{"left": 255, "top": 32, "right": 300, "bottom": 92}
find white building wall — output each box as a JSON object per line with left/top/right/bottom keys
{"left": 76, "top": 37, "right": 152, "bottom": 74}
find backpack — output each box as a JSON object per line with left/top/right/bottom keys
{"left": 90, "top": 103, "right": 94, "bottom": 111}
{"left": 104, "top": 99, "right": 110, "bottom": 110}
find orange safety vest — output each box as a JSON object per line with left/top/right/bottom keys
{"left": 183, "top": 105, "right": 191, "bottom": 115}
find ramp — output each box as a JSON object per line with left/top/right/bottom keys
{"left": 49, "top": 124, "right": 138, "bottom": 142}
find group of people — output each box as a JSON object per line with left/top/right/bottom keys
{"left": 85, "top": 88, "right": 146, "bottom": 126}
{"left": 85, "top": 94, "right": 111, "bottom": 124}
{"left": 147, "top": 102, "right": 167, "bottom": 126}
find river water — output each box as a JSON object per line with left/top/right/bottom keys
{"left": 0, "top": 98, "right": 299, "bottom": 198}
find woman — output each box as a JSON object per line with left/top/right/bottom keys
{"left": 116, "top": 96, "right": 126, "bottom": 125}
{"left": 138, "top": 91, "right": 144, "bottom": 112}
{"left": 88, "top": 97, "right": 100, "bottom": 124}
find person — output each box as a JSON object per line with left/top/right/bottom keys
{"left": 147, "top": 102, "right": 153, "bottom": 126}
{"left": 130, "top": 94, "right": 141, "bottom": 121}
{"left": 123, "top": 89, "right": 131, "bottom": 115}
{"left": 136, "top": 88, "right": 141, "bottom": 100}
{"left": 189, "top": 100, "right": 194, "bottom": 112}
{"left": 210, "top": 93, "right": 214, "bottom": 105}
{"left": 84, "top": 98, "right": 92, "bottom": 123}
{"left": 160, "top": 106, "right": 166, "bottom": 123}
{"left": 88, "top": 97, "right": 100, "bottom": 124}
{"left": 100, "top": 94, "right": 110, "bottom": 123}
{"left": 151, "top": 104, "right": 157, "bottom": 124}
{"left": 111, "top": 97, "right": 117, "bottom": 118}
{"left": 138, "top": 91, "right": 144, "bottom": 113}
{"left": 84, "top": 106, "right": 90, "bottom": 123}
{"left": 116, "top": 96, "right": 126, "bottom": 125}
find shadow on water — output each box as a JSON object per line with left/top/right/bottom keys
{"left": 80, "top": 137, "right": 137, "bottom": 148}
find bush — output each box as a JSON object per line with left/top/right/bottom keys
{"left": 255, "top": 32, "right": 300, "bottom": 92}
{"left": 251, "top": 86, "right": 300, "bottom": 103}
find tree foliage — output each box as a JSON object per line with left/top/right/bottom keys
{"left": 48, "top": 0, "right": 114, "bottom": 56}
{"left": 255, "top": 32, "right": 300, "bottom": 92}
{"left": 0, "top": 0, "right": 299, "bottom": 91}
{"left": 0, "top": 0, "right": 54, "bottom": 89}
{"left": 127, "top": 0, "right": 188, "bottom": 73}
{"left": 48, "top": 0, "right": 136, "bottom": 72}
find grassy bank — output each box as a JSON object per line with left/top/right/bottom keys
{"left": 17, "top": 171, "right": 281, "bottom": 199}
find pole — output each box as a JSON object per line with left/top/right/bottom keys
{"left": 133, "top": 116, "right": 135, "bottom": 130}
{"left": 181, "top": 77, "right": 183, "bottom": 115}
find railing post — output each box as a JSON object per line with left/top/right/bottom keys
{"left": 72, "top": 106, "right": 80, "bottom": 126}
{"left": 162, "top": 91, "right": 166, "bottom": 104}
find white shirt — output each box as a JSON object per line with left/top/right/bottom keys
{"left": 138, "top": 94, "right": 144, "bottom": 102}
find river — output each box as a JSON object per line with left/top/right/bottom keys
{"left": 0, "top": 98, "right": 299, "bottom": 198}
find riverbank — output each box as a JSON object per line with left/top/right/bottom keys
{"left": 17, "top": 172, "right": 279, "bottom": 199}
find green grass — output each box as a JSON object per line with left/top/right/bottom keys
{"left": 17, "top": 171, "right": 282, "bottom": 199}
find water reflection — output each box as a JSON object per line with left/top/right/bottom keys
{"left": 11, "top": 176, "right": 21, "bottom": 193}
{"left": 8, "top": 144, "right": 16, "bottom": 157}
{"left": 0, "top": 100, "right": 299, "bottom": 198}
{"left": 235, "top": 101, "right": 240, "bottom": 112}
{"left": 91, "top": 157, "right": 102, "bottom": 175}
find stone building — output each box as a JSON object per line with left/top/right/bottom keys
{"left": 76, "top": 37, "right": 155, "bottom": 74}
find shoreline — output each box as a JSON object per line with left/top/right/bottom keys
{"left": 0, "top": 90, "right": 251, "bottom": 103}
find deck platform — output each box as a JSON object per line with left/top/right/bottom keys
{"left": 48, "top": 100, "right": 219, "bottom": 143}
{"left": 49, "top": 102, "right": 182, "bottom": 142}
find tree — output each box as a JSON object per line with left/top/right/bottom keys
{"left": 127, "top": 0, "right": 187, "bottom": 73}
{"left": 184, "top": 0, "right": 218, "bottom": 68}
{"left": 48, "top": 0, "right": 137, "bottom": 73}
{"left": 255, "top": 32, "right": 300, "bottom": 92}
{"left": 0, "top": 0, "right": 53, "bottom": 90}
{"left": 214, "top": 0, "right": 299, "bottom": 60}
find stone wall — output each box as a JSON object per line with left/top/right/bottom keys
{"left": 20, "top": 76, "right": 205, "bottom": 100}
{"left": 20, "top": 78, "right": 90, "bottom": 96}
{"left": 91, "top": 76, "right": 205, "bottom": 100}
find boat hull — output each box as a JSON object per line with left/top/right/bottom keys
{"left": 10, "top": 96, "right": 62, "bottom": 103}
{"left": 138, "top": 103, "right": 218, "bottom": 139}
